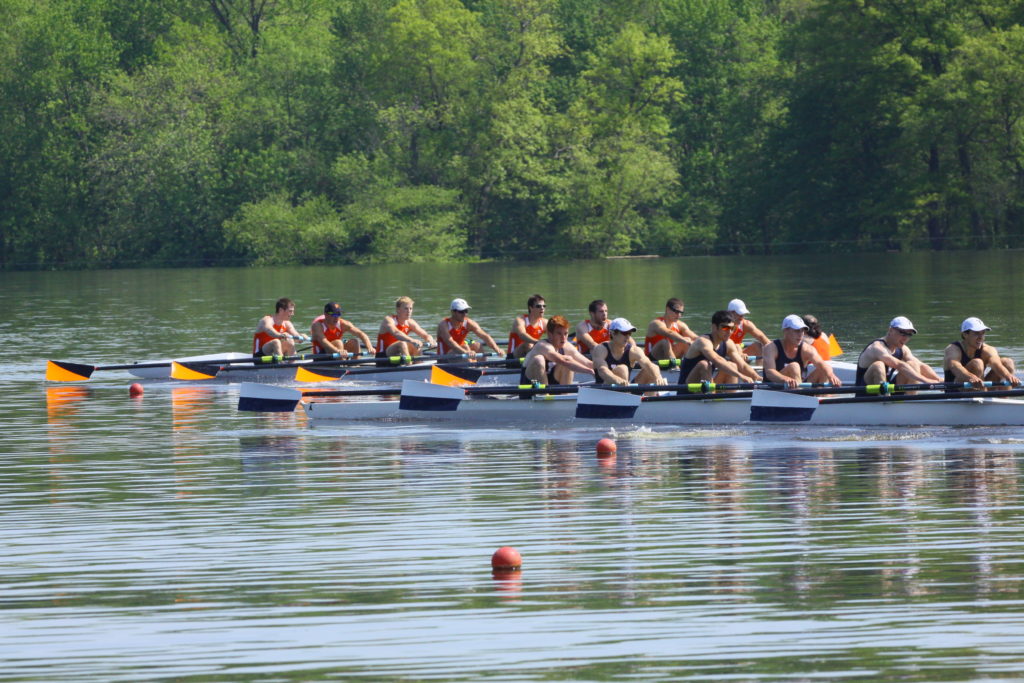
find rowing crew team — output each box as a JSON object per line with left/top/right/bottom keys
{"left": 254, "top": 296, "right": 1020, "bottom": 391}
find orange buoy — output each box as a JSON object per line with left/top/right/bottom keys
{"left": 491, "top": 546, "right": 522, "bottom": 570}
{"left": 596, "top": 438, "right": 617, "bottom": 456}
{"left": 129, "top": 383, "right": 144, "bottom": 398}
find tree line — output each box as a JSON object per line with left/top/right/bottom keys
{"left": 2, "top": 0, "right": 1024, "bottom": 269}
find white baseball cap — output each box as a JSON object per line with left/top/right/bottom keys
{"left": 609, "top": 317, "right": 637, "bottom": 333}
{"left": 782, "top": 314, "right": 809, "bottom": 330}
{"left": 961, "top": 317, "right": 991, "bottom": 333}
{"left": 727, "top": 299, "right": 750, "bottom": 315}
{"left": 889, "top": 316, "right": 917, "bottom": 334}
{"left": 450, "top": 298, "right": 471, "bottom": 311}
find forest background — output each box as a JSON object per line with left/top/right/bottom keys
{"left": 3, "top": 0, "right": 1024, "bottom": 269}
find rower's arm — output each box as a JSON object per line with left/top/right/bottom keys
{"left": 760, "top": 343, "right": 789, "bottom": 384}
{"left": 725, "top": 342, "right": 762, "bottom": 381}
{"left": 408, "top": 320, "right": 435, "bottom": 347}
{"left": 745, "top": 320, "right": 771, "bottom": 346}
{"left": 982, "top": 347, "right": 1020, "bottom": 385}
{"left": 804, "top": 344, "right": 841, "bottom": 385}
{"left": 438, "top": 322, "right": 470, "bottom": 354}
{"left": 469, "top": 321, "right": 504, "bottom": 355}
{"left": 345, "top": 322, "right": 373, "bottom": 354}
{"left": 590, "top": 345, "right": 616, "bottom": 383}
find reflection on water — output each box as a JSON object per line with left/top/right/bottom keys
{"left": 9, "top": 386, "right": 1024, "bottom": 679}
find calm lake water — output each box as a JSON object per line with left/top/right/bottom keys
{"left": 5, "top": 252, "right": 1024, "bottom": 681}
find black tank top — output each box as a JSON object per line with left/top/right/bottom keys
{"left": 678, "top": 335, "right": 728, "bottom": 381}
{"left": 855, "top": 339, "right": 904, "bottom": 385}
{"left": 594, "top": 341, "right": 633, "bottom": 385}
{"left": 767, "top": 339, "right": 805, "bottom": 375}
{"left": 943, "top": 341, "right": 983, "bottom": 383}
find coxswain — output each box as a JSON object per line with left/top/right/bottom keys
{"left": 678, "top": 310, "right": 762, "bottom": 386}
{"left": 644, "top": 298, "right": 697, "bottom": 360}
{"left": 376, "top": 296, "right": 435, "bottom": 360}
{"left": 725, "top": 298, "right": 771, "bottom": 358}
{"left": 576, "top": 299, "right": 611, "bottom": 353}
{"left": 942, "top": 317, "right": 1019, "bottom": 390}
{"left": 802, "top": 314, "right": 835, "bottom": 361}
{"left": 522, "top": 315, "right": 594, "bottom": 385}
{"left": 253, "top": 297, "right": 303, "bottom": 358}
{"left": 762, "top": 315, "right": 842, "bottom": 388}
{"left": 507, "top": 294, "right": 547, "bottom": 358}
{"left": 855, "top": 316, "right": 940, "bottom": 386}
{"left": 591, "top": 318, "right": 666, "bottom": 386}
{"left": 436, "top": 298, "right": 505, "bottom": 357}
{"left": 310, "top": 302, "right": 373, "bottom": 357}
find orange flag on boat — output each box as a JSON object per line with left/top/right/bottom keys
{"left": 828, "top": 333, "right": 843, "bottom": 357}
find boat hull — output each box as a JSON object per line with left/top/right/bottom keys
{"left": 301, "top": 393, "right": 1024, "bottom": 426}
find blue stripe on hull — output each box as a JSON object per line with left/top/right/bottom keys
{"left": 575, "top": 404, "right": 639, "bottom": 419}
{"left": 749, "top": 406, "right": 816, "bottom": 422}
{"left": 399, "top": 395, "right": 462, "bottom": 411}
{"left": 238, "top": 396, "right": 298, "bottom": 412}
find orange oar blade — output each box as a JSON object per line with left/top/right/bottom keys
{"left": 46, "top": 360, "right": 95, "bottom": 382}
{"left": 170, "top": 361, "right": 220, "bottom": 381}
{"left": 430, "top": 365, "right": 483, "bottom": 387}
{"left": 295, "top": 366, "right": 348, "bottom": 383}
{"left": 828, "top": 333, "right": 844, "bottom": 357}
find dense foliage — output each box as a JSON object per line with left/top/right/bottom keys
{"left": 3, "top": 0, "right": 1024, "bottom": 268}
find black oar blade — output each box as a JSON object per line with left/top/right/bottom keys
{"left": 295, "top": 366, "right": 349, "bottom": 383}
{"left": 46, "top": 360, "right": 96, "bottom": 382}
{"left": 170, "top": 361, "right": 221, "bottom": 381}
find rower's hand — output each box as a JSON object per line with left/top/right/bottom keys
{"left": 828, "top": 374, "right": 842, "bottom": 387}
{"left": 1011, "top": 375, "right": 1022, "bottom": 387}
{"left": 783, "top": 377, "right": 799, "bottom": 389}
{"left": 968, "top": 374, "right": 985, "bottom": 389}
{"left": 654, "top": 376, "right": 667, "bottom": 386}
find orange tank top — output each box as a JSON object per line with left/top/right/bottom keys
{"left": 253, "top": 322, "right": 286, "bottom": 354}
{"left": 578, "top": 320, "right": 610, "bottom": 351}
{"left": 730, "top": 320, "right": 747, "bottom": 345}
{"left": 644, "top": 317, "right": 683, "bottom": 355}
{"left": 508, "top": 315, "right": 544, "bottom": 354}
{"left": 810, "top": 334, "right": 831, "bottom": 361}
{"left": 376, "top": 315, "right": 411, "bottom": 353}
{"left": 311, "top": 315, "right": 345, "bottom": 354}
{"left": 438, "top": 318, "right": 469, "bottom": 354}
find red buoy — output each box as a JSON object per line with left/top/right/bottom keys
{"left": 596, "top": 438, "right": 616, "bottom": 456}
{"left": 129, "top": 383, "right": 144, "bottom": 398}
{"left": 491, "top": 546, "right": 522, "bottom": 570}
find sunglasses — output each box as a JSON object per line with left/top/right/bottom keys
{"left": 719, "top": 324, "right": 735, "bottom": 331}
{"left": 896, "top": 329, "right": 915, "bottom": 336}
{"left": 669, "top": 307, "right": 683, "bottom": 314}
{"left": 326, "top": 312, "right": 342, "bottom": 317}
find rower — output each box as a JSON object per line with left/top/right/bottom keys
{"left": 591, "top": 318, "right": 666, "bottom": 386}
{"left": 725, "top": 298, "right": 771, "bottom": 358}
{"left": 436, "top": 298, "right": 505, "bottom": 358}
{"left": 802, "top": 314, "right": 836, "bottom": 361}
{"left": 943, "top": 317, "right": 1019, "bottom": 390}
{"left": 522, "top": 315, "right": 594, "bottom": 385}
{"left": 644, "top": 298, "right": 697, "bottom": 360}
{"left": 507, "top": 294, "right": 547, "bottom": 359}
{"left": 576, "top": 299, "right": 610, "bottom": 353}
{"left": 311, "top": 302, "right": 373, "bottom": 358}
{"left": 678, "top": 310, "right": 762, "bottom": 386}
{"left": 376, "top": 296, "right": 435, "bottom": 361}
{"left": 762, "top": 315, "right": 842, "bottom": 388}
{"left": 855, "top": 316, "right": 941, "bottom": 386}
{"left": 253, "top": 297, "right": 302, "bottom": 358}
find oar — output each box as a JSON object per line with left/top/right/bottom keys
{"left": 46, "top": 351, "right": 365, "bottom": 382}
{"left": 293, "top": 355, "right": 522, "bottom": 383}
{"left": 171, "top": 351, "right": 478, "bottom": 381}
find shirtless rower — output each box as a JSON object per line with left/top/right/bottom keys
{"left": 591, "top": 318, "right": 666, "bottom": 386}
{"left": 376, "top": 296, "right": 435, "bottom": 359}
{"left": 436, "top": 298, "right": 504, "bottom": 357}
{"left": 576, "top": 299, "right": 611, "bottom": 353}
{"left": 678, "top": 310, "right": 762, "bottom": 386}
{"left": 762, "top": 315, "right": 842, "bottom": 388}
{"left": 644, "top": 298, "right": 697, "bottom": 360}
{"left": 507, "top": 294, "right": 547, "bottom": 358}
{"left": 943, "top": 317, "right": 1019, "bottom": 390}
{"left": 253, "top": 297, "right": 303, "bottom": 358}
{"left": 855, "top": 316, "right": 941, "bottom": 386}
{"left": 522, "top": 315, "right": 594, "bottom": 385}
{"left": 725, "top": 299, "right": 771, "bottom": 358}
{"left": 310, "top": 301, "right": 373, "bottom": 358}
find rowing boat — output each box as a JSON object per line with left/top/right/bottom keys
{"left": 240, "top": 380, "right": 1024, "bottom": 427}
